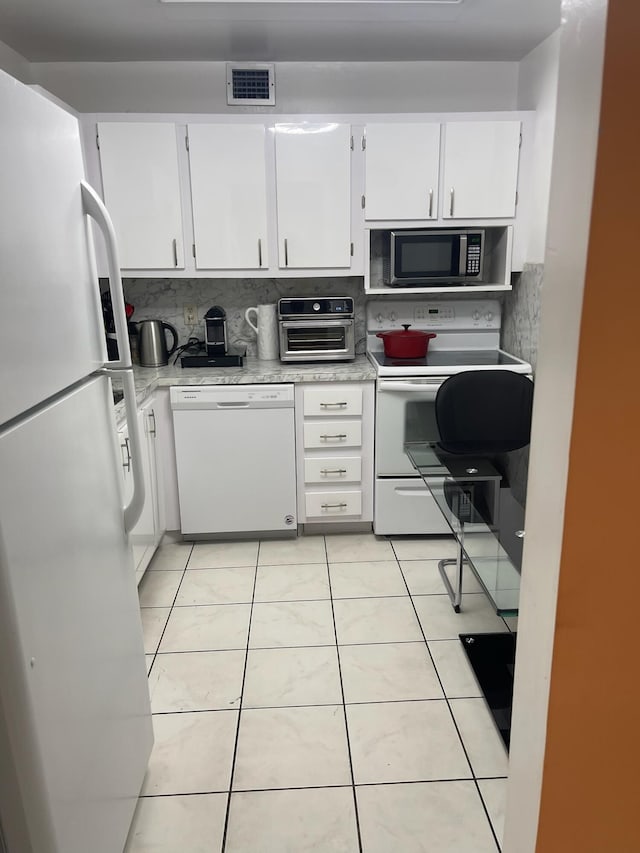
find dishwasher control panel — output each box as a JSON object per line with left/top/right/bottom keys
{"left": 170, "top": 384, "right": 295, "bottom": 410}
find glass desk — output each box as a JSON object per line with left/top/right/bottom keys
{"left": 405, "top": 442, "right": 525, "bottom": 616}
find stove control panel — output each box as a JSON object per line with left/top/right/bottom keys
{"left": 367, "top": 300, "right": 501, "bottom": 331}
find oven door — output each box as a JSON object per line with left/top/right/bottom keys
{"left": 279, "top": 319, "right": 354, "bottom": 362}
{"left": 375, "top": 378, "right": 447, "bottom": 476}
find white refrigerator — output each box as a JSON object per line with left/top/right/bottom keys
{"left": 0, "top": 72, "right": 153, "bottom": 852}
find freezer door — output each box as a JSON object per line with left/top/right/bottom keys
{"left": 0, "top": 376, "right": 152, "bottom": 853}
{"left": 0, "top": 71, "right": 106, "bottom": 426}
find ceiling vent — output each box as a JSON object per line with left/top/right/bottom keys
{"left": 226, "top": 63, "right": 276, "bottom": 106}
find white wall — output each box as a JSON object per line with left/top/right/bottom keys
{"left": 30, "top": 60, "right": 518, "bottom": 113}
{"left": 0, "top": 40, "right": 31, "bottom": 84}
{"left": 503, "top": 2, "right": 607, "bottom": 851}
{"left": 517, "top": 30, "right": 560, "bottom": 263}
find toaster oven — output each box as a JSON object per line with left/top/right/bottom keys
{"left": 278, "top": 297, "right": 355, "bottom": 362}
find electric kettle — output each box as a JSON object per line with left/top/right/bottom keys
{"left": 137, "top": 320, "right": 179, "bottom": 367}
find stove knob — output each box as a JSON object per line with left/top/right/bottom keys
{"left": 313, "top": 302, "right": 321, "bottom": 312}
{"left": 389, "top": 312, "right": 397, "bottom": 322}
{"left": 376, "top": 313, "right": 384, "bottom": 323}
{"left": 485, "top": 311, "right": 494, "bottom": 322}
{"left": 472, "top": 310, "right": 480, "bottom": 321}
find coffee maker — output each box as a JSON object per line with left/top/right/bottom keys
{"left": 179, "top": 305, "right": 246, "bottom": 368}
{"left": 204, "top": 305, "right": 227, "bottom": 356}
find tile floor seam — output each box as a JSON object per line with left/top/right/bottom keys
{"left": 391, "top": 539, "right": 502, "bottom": 850}
{"left": 146, "top": 543, "right": 194, "bottom": 675}
{"left": 147, "top": 694, "right": 490, "bottom": 715}
{"left": 325, "top": 536, "right": 364, "bottom": 853}
{"left": 220, "top": 546, "right": 260, "bottom": 853}
{"left": 474, "top": 778, "right": 503, "bottom": 853}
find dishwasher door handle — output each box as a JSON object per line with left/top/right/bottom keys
{"left": 216, "top": 402, "right": 251, "bottom": 408}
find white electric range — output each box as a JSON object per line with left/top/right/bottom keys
{"left": 366, "top": 299, "right": 532, "bottom": 536}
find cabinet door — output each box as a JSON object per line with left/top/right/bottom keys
{"left": 442, "top": 121, "right": 521, "bottom": 219}
{"left": 275, "top": 123, "right": 351, "bottom": 269}
{"left": 365, "top": 123, "right": 440, "bottom": 220}
{"left": 188, "top": 124, "right": 268, "bottom": 270}
{"left": 97, "top": 122, "right": 184, "bottom": 269}
{"left": 117, "top": 409, "right": 157, "bottom": 574}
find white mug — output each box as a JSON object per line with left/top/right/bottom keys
{"left": 245, "top": 304, "right": 279, "bottom": 360}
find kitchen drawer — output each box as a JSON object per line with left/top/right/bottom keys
{"left": 305, "top": 490, "right": 362, "bottom": 518}
{"left": 303, "top": 420, "right": 362, "bottom": 449}
{"left": 303, "top": 386, "right": 363, "bottom": 417}
{"left": 304, "top": 456, "right": 362, "bottom": 485}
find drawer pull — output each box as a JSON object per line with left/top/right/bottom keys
{"left": 321, "top": 468, "right": 347, "bottom": 476}
{"left": 320, "top": 433, "right": 347, "bottom": 440}
{"left": 320, "top": 401, "right": 347, "bottom": 408}
{"left": 321, "top": 502, "right": 348, "bottom": 510}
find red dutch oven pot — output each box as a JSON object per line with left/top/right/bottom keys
{"left": 376, "top": 324, "right": 437, "bottom": 359}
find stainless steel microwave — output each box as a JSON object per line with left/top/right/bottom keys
{"left": 386, "top": 229, "right": 485, "bottom": 286}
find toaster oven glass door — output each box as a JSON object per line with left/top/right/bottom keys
{"left": 280, "top": 319, "right": 354, "bottom": 360}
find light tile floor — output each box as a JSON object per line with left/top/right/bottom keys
{"left": 126, "top": 533, "right": 514, "bottom": 853}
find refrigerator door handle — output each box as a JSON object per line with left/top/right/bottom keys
{"left": 120, "top": 369, "right": 145, "bottom": 533}
{"left": 80, "top": 181, "right": 132, "bottom": 370}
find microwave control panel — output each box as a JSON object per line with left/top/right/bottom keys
{"left": 465, "top": 237, "right": 482, "bottom": 275}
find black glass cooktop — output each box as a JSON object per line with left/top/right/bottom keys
{"left": 369, "top": 349, "right": 523, "bottom": 369}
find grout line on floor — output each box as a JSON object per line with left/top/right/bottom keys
{"left": 391, "top": 539, "right": 502, "bottom": 851}
{"left": 325, "top": 536, "right": 364, "bottom": 853}
{"left": 145, "top": 543, "right": 194, "bottom": 675}
{"left": 219, "top": 545, "right": 260, "bottom": 853}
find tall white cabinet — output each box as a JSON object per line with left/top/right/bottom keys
{"left": 97, "top": 122, "right": 184, "bottom": 269}
{"left": 187, "top": 124, "right": 269, "bottom": 270}
{"left": 442, "top": 121, "right": 521, "bottom": 219}
{"left": 364, "top": 123, "right": 441, "bottom": 220}
{"left": 274, "top": 123, "right": 352, "bottom": 269}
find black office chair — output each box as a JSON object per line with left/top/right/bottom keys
{"left": 434, "top": 370, "right": 534, "bottom": 611}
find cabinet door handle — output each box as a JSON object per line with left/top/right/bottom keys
{"left": 320, "top": 433, "right": 347, "bottom": 441}
{"left": 320, "top": 468, "right": 347, "bottom": 476}
{"left": 121, "top": 436, "right": 131, "bottom": 472}
{"left": 449, "top": 188, "right": 454, "bottom": 217}
{"left": 284, "top": 238, "right": 289, "bottom": 267}
{"left": 172, "top": 237, "right": 178, "bottom": 267}
{"left": 428, "top": 188, "right": 433, "bottom": 218}
{"left": 321, "top": 502, "right": 348, "bottom": 510}
{"left": 148, "top": 410, "right": 156, "bottom": 437}
{"left": 320, "top": 401, "right": 347, "bottom": 408}
{"left": 258, "top": 238, "right": 262, "bottom": 268}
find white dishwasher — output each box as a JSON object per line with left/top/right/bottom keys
{"left": 170, "top": 384, "right": 297, "bottom": 536}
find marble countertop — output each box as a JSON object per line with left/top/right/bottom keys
{"left": 113, "top": 355, "right": 376, "bottom": 421}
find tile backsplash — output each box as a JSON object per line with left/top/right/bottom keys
{"left": 501, "top": 262, "right": 543, "bottom": 375}
{"left": 119, "top": 277, "right": 367, "bottom": 357}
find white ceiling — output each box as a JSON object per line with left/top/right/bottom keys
{"left": 0, "top": 0, "right": 560, "bottom": 63}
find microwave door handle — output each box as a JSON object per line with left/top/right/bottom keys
{"left": 459, "top": 234, "right": 467, "bottom": 276}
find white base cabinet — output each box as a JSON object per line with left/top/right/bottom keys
{"left": 295, "top": 382, "right": 374, "bottom": 526}
{"left": 117, "top": 396, "right": 164, "bottom": 584}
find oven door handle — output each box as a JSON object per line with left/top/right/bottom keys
{"left": 378, "top": 379, "right": 445, "bottom": 395}
{"left": 280, "top": 319, "right": 354, "bottom": 328}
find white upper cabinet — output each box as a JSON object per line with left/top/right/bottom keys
{"left": 97, "top": 122, "right": 184, "bottom": 270}
{"left": 442, "top": 121, "right": 521, "bottom": 219}
{"left": 364, "top": 123, "right": 440, "bottom": 220}
{"left": 187, "top": 124, "right": 269, "bottom": 270}
{"left": 274, "top": 123, "right": 352, "bottom": 269}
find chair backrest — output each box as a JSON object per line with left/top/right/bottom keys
{"left": 435, "top": 370, "right": 534, "bottom": 455}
